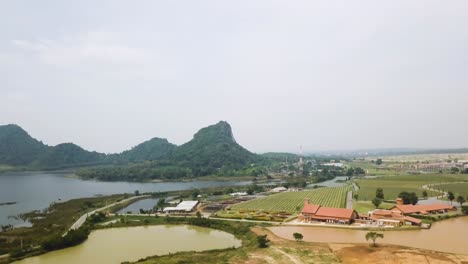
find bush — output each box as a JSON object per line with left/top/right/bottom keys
{"left": 88, "top": 212, "right": 106, "bottom": 223}
{"left": 257, "top": 235, "right": 270, "bottom": 248}
{"left": 42, "top": 227, "right": 90, "bottom": 251}
{"left": 462, "top": 206, "right": 468, "bottom": 215}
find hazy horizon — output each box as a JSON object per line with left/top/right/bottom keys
{"left": 2, "top": 1, "right": 468, "bottom": 153}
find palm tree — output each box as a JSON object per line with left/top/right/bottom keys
{"left": 456, "top": 195, "right": 465, "bottom": 207}
{"left": 422, "top": 190, "right": 428, "bottom": 199}
{"left": 365, "top": 231, "right": 384, "bottom": 247}
{"left": 448, "top": 191, "right": 455, "bottom": 205}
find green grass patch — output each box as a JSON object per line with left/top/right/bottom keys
{"left": 355, "top": 174, "right": 465, "bottom": 201}
{"left": 353, "top": 201, "right": 394, "bottom": 213}
{"left": 230, "top": 185, "right": 352, "bottom": 213}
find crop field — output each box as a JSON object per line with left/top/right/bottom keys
{"left": 230, "top": 185, "right": 352, "bottom": 213}
{"left": 355, "top": 174, "right": 466, "bottom": 201}
{"left": 431, "top": 182, "right": 468, "bottom": 197}
{"left": 377, "top": 153, "right": 468, "bottom": 162}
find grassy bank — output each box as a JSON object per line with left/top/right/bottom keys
{"left": 0, "top": 194, "right": 125, "bottom": 262}
{"left": 353, "top": 201, "right": 394, "bottom": 213}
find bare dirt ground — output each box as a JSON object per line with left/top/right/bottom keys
{"left": 249, "top": 227, "right": 468, "bottom": 264}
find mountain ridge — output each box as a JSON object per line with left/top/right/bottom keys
{"left": 0, "top": 121, "right": 258, "bottom": 173}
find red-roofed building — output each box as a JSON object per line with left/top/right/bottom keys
{"left": 299, "top": 199, "right": 358, "bottom": 224}
{"left": 391, "top": 199, "right": 455, "bottom": 215}
{"left": 367, "top": 209, "right": 422, "bottom": 226}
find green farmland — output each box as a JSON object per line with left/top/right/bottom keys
{"left": 230, "top": 185, "right": 352, "bottom": 213}
{"left": 431, "top": 182, "right": 468, "bottom": 197}
{"left": 355, "top": 174, "right": 466, "bottom": 201}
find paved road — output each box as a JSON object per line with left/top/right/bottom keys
{"left": 420, "top": 183, "right": 462, "bottom": 206}
{"left": 346, "top": 190, "right": 353, "bottom": 209}
{"left": 346, "top": 182, "right": 359, "bottom": 209}
{"left": 64, "top": 195, "right": 150, "bottom": 236}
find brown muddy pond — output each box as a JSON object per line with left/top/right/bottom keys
{"left": 270, "top": 216, "right": 468, "bottom": 255}
{"left": 15, "top": 225, "right": 241, "bottom": 264}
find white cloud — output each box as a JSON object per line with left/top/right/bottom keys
{"left": 12, "top": 31, "right": 147, "bottom": 69}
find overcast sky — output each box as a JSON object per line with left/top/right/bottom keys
{"left": 1, "top": 1, "right": 468, "bottom": 154}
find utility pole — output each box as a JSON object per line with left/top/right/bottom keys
{"left": 299, "top": 145, "right": 304, "bottom": 175}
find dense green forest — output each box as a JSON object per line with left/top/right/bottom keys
{"left": 0, "top": 122, "right": 264, "bottom": 179}
{"left": 0, "top": 124, "right": 106, "bottom": 169}
{"left": 0, "top": 122, "right": 353, "bottom": 181}
{"left": 78, "top": 122, "right": 263, "bottom": 180}
{"left": 117, "top": 137, "right": 176, "bottom": 162}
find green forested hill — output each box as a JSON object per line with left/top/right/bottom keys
{"left": 0, "top": 121, "right": 262, "bottom": 179}
{"left": 0, "top": 124, "right": 48, "bottom": 166}
{"left": 78, "top": 121, "right": 262, "bottom": 180}
{"left": 119, "top": 137, "right": 176, "bottom": 162}
{"left": 0, "top": 124, "right": 106, "bottom": 169}
{"left": 37, "top": 143, "right": 106, "bottom": 169}
{"left": 170, "top": 121, "right": 258, "bottom": 174}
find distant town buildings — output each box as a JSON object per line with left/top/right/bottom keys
{"left": 407, "top": 159, "right": 468, "bottom": 172}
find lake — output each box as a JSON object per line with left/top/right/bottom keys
{"left": 0, "top": 171, "right": 250, "bottom": 226}
{"left": 14, "top": 225, "right": 241, "bottom": 264}
{"left": 269, "top": 216, "right": 468, "bottom": 255}
{"left": 117, "top": 198, "right": 160, "bottom": 214}
{"left": 308, "top": 175, "right": 378, "bottom": 188}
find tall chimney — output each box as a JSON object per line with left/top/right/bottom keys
{"left": 396, "top": 198, "right": 403, "bottom": 206}
{"left": 304, "top": 198, "right": 310, "bottom": 205}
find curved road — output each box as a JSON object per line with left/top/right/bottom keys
{"left": 64, "top": 195, "right": 150, "bottom": 236}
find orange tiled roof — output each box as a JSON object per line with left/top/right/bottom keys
{"left": 404, "top": 216, "right": 422, "bottom": 224}
{"left": 315, "top": 207, "right": 356, "bottom": 219}
{"left": 393, "top": 204, "right": 454, "bottom": 214}
{"left": 301, "top": 204, "right": 320, "bottom": 214}
{"left": 372, "top": 210, "right": 393, "bottom": 217}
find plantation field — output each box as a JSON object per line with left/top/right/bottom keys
{"left": 344, "top": 160, "right": 401, "bottom": 176}
{"left": 431, "top": 182, "right": 468, "bottom": 197}
{"left": 378, "top": 153, "right": 468, "bottom": 162}
{"left": 230, "top": 185, "right": 352, "bottom": 213}
{"left": 355, "top": 174, "right": 467, "bottom": 201}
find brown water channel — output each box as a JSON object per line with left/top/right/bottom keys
{"left": 270, "top": 216, "right": 468, "bottom": 255}
{"left": 15, "top": 225, "right": 241, "bottom": 264}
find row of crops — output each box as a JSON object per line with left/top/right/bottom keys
{"left": 430, "top": 182, "right": 468, "bottom": 197}
{"left": 354, "top": 175, "right": 454, "bottom": 201}
{"left": 230, "top": 185, "right": 353, "bottom": 213}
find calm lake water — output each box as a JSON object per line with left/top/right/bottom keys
{"left": 117, "top": 198, "right": 160, "bottom": 214}
{"left": 14, "top": 225, "right": 241, "bottom": 264}
{"left": 307, "top": 175, "right": 378, "bottom": 188}
{"left": 0, "top": 171, "right": 250, "bottom": 226}
{"left": 270, "top": 216, "right": 468, "bottom": 255}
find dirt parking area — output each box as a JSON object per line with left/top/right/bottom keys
{"left": 250, "top": 227, "right": 468, "bottom": 264}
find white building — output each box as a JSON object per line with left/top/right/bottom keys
{"left": 270, "top": 187, "right": 287, "bottom": 193}
{"left": 230, "top": 192, "right": 248, "bottom": 196}
{"left": 163, "top": 200, "right": 199, "bottom": 213}
{"left": 322, "top": 162, "right": 344, "bottom": 168}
